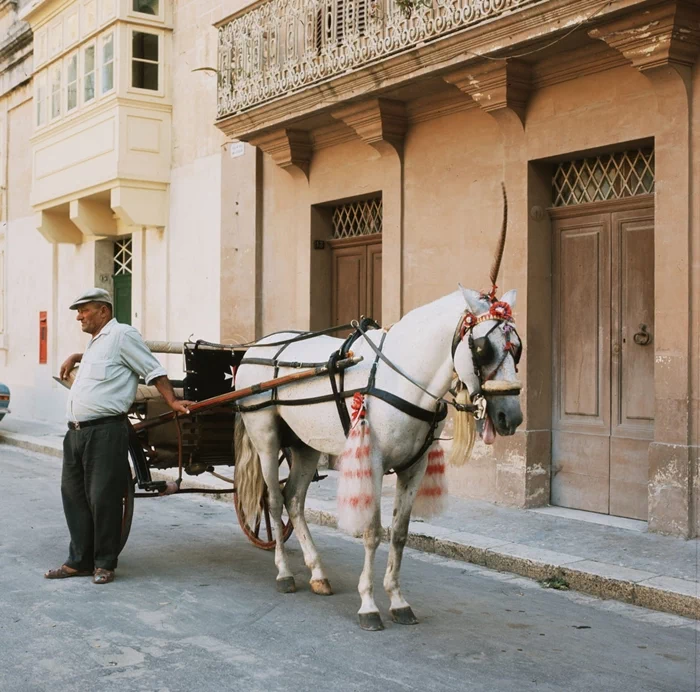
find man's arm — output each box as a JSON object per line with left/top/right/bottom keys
{"left": 60, "top": 353, "right": 82, "bottom": 380}
{"left": 152, "top": 376, "right": 192, "bottom": 415}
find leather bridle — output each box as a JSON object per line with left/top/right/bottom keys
{"left": 452, "top": 299, "right": 522, "bottom": 398}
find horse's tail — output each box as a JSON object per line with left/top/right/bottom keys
{"left": 234, "top": 415, "right": 265, "bottom": 529}
{"left": 448, "top": 388, "right": 477, "bottom": 467}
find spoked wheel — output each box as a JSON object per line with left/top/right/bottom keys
{"left": 234, "top": 450, "right": 294, "bottom": 550}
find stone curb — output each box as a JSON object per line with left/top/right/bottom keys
{"left": 2, "top": 433, "right": 698, "bottom": 621}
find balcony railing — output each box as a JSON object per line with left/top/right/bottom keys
{"left": 217, "top": 0, "right": 539, "bottom": 118}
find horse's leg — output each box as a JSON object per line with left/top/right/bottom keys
{"left": 383, "top": 457, "right": 427, "bottom": 625}
{"left": 246, "top": 420, "right": 298, "bottom": 594}
{"left": 357, "top": 453, "right": 384, "bottom": 631}
{"left": 283, "top": 444, "right": 332, "bottom": 595}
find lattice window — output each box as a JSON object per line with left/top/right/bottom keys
{"left": 113, "top": 237, "right": 133, "bottom": 276}
{"left": 552, "top": 149, "right": 654, "bottom": 207}
{"left": 332, "top": 198, "right": 382, "bottom": 239}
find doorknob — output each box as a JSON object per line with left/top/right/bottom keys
{"left": 633, "top": 324, "right": 652, "bottom": 346}
{"left": 612, "top": 343, "right": 621, "bottom": 355}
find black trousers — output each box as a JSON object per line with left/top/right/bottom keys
{"left": 61, "top": 419, "right": 130, "bottom": 571}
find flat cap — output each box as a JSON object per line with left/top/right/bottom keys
{"left": 69, "top": 288, "right": 113, "bottom": 310}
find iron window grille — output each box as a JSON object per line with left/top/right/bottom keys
{"left": 114, "top": 237, "right": 133, "bottom": 276}
{"left": 331, "top": 198, "right": 382, "bottom": 239}
{"left": 552, "top": 149, "right": 654, "bottom": 207}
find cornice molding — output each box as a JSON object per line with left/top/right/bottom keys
{"left": 332, "top": 98, "right": 407, "bottom": 158}
{"left": 443, "top": 59, "right": 532, "bottom": 126}
{"left": 0, "top": 20, "right": 31, "bottom": 64}
{"left": 249, "top": 128, "right": 312, "bottom": 180}
{"left": 588, "top": 0, "right": 700, "bottom": 71}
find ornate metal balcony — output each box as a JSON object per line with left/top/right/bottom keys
{"left": 216, "top": 0, "right": 539, "bottom": 119}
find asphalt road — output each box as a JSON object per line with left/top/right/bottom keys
{"left": 1, "top": 445, "right": 698, "bottom": 692}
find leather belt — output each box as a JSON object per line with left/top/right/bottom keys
{"left": 68, "top": 414, "right": 127, "bottom": 430}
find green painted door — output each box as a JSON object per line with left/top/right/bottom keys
{"left": 113, "top": 274, "right": 132, "bottom": 325}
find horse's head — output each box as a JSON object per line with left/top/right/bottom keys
{"left": 453, "top": 285, "right": 523, "bottom": 445}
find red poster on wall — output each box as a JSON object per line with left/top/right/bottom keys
{"left": 39, "top": 311, "right": 47, "bottom": 365}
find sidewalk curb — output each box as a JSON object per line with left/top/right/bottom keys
{"left": 2, "top": 433, "right": 697, "bottom": 621}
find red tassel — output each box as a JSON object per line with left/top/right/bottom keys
{"left": 412, "top": 442, "right": 448, "bottom": 518}
{"left": 337, "top": 394, "right": 375, "bottom": 535}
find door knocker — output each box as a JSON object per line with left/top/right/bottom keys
{"left": 633, "top": 324, "right": 652, "bottom": 346}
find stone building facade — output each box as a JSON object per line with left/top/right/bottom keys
{"left": 0, "top": 0, "right": 698, "bottom": 537}
{"left": 212, "top": 0, "right": 700, "bottom": 537}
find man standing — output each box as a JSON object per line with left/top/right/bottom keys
{"left": 45, "top": 288, "right": 192, "bottom": 585}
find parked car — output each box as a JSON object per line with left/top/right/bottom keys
{"left": 0, "top": 383, "right": 10, "bottom": 422}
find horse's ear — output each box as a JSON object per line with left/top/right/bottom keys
{"left": 459, "top": 284, "right": 486, "bottom": 314}
{"left": 500, "top": 289, "right": 517, "bottom": 310}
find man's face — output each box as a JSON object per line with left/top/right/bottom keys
{"left": 76, "top": 302, "right": 110, "bottom": 335}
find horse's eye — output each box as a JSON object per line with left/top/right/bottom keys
{"left": 471, "top": 337, "right": 493, "bottom": 366}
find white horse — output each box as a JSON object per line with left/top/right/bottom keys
{"left": 234, "top": 281, "right": 523, "bottom": 629}
{"left": 235, "top": 187, "right": 523, "bottom": 630}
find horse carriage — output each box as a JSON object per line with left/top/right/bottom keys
{"left": 117, "top": 185, "right": 523, "bottom": 630}
{"left": 119, "top": 337, "right": 361, "bottom": 551}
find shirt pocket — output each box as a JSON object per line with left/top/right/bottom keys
{"left": 82, "top": 361, "right": 108, "bottom": 381}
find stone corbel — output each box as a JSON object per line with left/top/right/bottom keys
{"left": 35, "top": 210, "right": 82, "bottom": 244}
{"left": 249, "top": 129, "right": 312, "bottom": 181}
{"left": 331, "top": 99, "right": 407, "bottom": 159}
{"left": 443, "top": 59, "right": 532, "bottom": 130}
{"left": 588, "top": 0, "right": 700, "bottom": 77}
{"left": 69, "top": 199, "right": 116, "bottom": 238}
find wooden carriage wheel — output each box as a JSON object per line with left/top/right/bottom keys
{"left": 234, "top": 450, "right": 294, "bottom": 550}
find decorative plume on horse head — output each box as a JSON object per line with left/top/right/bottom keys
{"left": 233, "top": 183, "right": 523, "bottom": 630}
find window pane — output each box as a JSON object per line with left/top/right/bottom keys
{"left": 67, "top": 54, "right": 77, "bottom": 82}
{"left": 84, "top": 44, "right": 95, "bottom": 73}
{"left": 102, "top": 63, "right": 113, "bottom": 92}
{"left": 103, "top": 34, "right": 114, "bottom": 63}
{"left": 67, "top": 83, "right": 77, "bottom": 110}
{"left": 51, "top": 67, "right": 61, "bottom": 118}
{"left": 133, "top": 32, "right": 158, "bottom": 61}
{"left": 132, "top": 60, "right": 158, "bottom": 90}
{"left": 36, "top": 85, "right": 45, "bottom": 125}
{"left": 84, "top": 73, "right": 95, "bottom": 101}
{"left": 133, "top": 0, "right": 158, "bottom": 14}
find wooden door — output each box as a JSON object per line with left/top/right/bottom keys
{"left": 552, "top": 200, "right": 654, "bottom": 520}
{"left": 330, "top": 234, "right": 382, "bottom": 334}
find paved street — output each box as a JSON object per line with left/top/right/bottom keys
{"left": 2, "top": 446, "right": 698, "bottom": 692}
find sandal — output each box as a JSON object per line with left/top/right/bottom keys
{"left": 44, "top": 565, "right": 93, "bottom": 579}
{"left": 93, "top": 568, "right": 115, "bottom": 585}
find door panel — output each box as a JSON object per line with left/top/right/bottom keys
{"left": 331, "top": 245, "right": 366, "bottom": 333}
{"left": 552, "top": 214, "right": 611, "bottom": 514}
{"left": 367, "top": 241, "right": 382, "bottom": 324}
{"left": 609, "top": 209, "right": 654, "bottom": 520}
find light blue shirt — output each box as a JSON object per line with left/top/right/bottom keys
{"left": 67, "top": 319, "right": 167, "bottom": 422}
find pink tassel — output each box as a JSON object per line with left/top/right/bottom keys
{"left": 412, "top": 442, "right": 448, "bottom": 519}
{"left": 337, "top": 393, "right": 375, "bottom": 535}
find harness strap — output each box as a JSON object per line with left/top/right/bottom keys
{"left": 327, "top": 350, "right": 352, "bottom": 435}
{"left": 389, "top": 401, "right": 447, "bottom": 475}
{"left": 367, "top": 387, "right": 448, "bottom": 424}
{"left": 235, "top": 388, "right": 364, "bottom": 413}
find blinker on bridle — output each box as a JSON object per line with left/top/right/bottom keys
{"left": 452, "top": 294, "right": 522, "bottom": 396}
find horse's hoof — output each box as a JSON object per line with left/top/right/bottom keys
{"left": 390, "top": 606, "right": 418, "bottom": 625}
{"left": 276, "top": 577, "right": 296, "bottom": 594}
{"left": 358, "top": 612, "right": 384, "bottom": 631}
{"left": 310, "top": 578, "right": 333, "bottom": 596}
